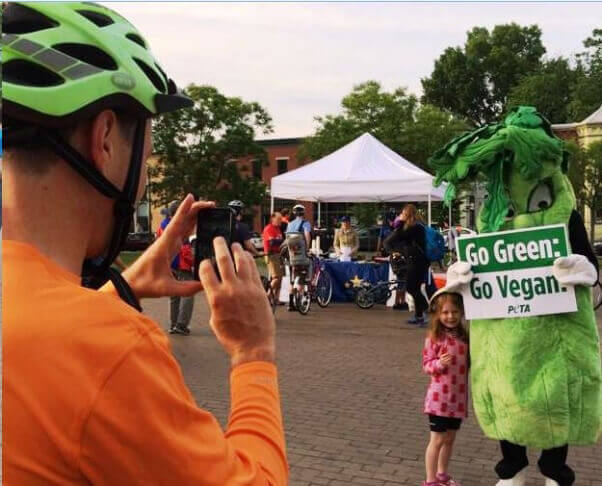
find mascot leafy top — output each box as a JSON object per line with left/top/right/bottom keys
{"left": 429, "top": 106, "right": 575, "bottom": 234}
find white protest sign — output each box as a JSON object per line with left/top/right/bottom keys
{"left": 456, "top": 224, "right": 577, "bottom": 319}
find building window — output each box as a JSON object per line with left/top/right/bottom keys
{"left": 277, "top": 158, "right": 288, "bottom": 175}
{"left": 252, "top": 159, "right": 262, "bottom": 180}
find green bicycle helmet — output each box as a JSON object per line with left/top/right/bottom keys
{"left": 2, "top": 2, "right": 194, "bottom": 309}
{"left": 2, "top": 2, "right": 192, "bottom": 126}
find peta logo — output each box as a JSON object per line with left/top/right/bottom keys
{"left": 507, "top": 304, "right": 531, "bottom": 315}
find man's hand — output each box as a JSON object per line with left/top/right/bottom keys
{"left": 200, "top": 238, "right": 276, "bottom": 367}
{"left": 445, "top": 261, "right": 473, "bottom": 292}
{"left": 552, "top": 255, "right": 597, "bottom": 287}
{"left": 120, "top": 195, "right": 215, "bottom": 299}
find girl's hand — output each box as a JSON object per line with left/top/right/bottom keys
{"left": 439, "top": 353, "right": 452, "bottom": 367}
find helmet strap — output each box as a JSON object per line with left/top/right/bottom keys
{"left": 37, "top": 121, "right": 147, "bottom": 311}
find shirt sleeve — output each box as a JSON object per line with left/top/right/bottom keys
{"left": 79, "top": 330, "right": 288, "bottom": 486}
{"left": 333, "top": 229, "right": 340, "bottom": 251}
{"left": 422, "top": 338, "right": 444, "bottom": 375}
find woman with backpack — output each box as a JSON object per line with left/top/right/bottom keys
{"left": 384, "top": 204, "right": 429, "bottom": 326}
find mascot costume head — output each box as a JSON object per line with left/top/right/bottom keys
{"left": 430, "top": 106, "right": 600, "bottom": 486}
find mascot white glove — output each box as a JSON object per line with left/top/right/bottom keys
{"left": 552, "top": 255, "right": 597, "bottom": 287}
{"left": 445, "top": 261, "right": 474, "bottom": 291}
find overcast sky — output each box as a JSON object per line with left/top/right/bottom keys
{"left": 110, "top": 2, "right": 602, "bottom": 138}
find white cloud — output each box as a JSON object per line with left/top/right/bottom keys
{"left": 107, "top": 2, "right": 602, "bottom": 137}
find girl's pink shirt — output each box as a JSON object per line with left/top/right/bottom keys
{"left": 422, "top": 332, "right": 469, "bottom": 419}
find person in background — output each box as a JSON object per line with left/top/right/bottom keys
{"left": 3, "top": 3, "right": 287, "bottom": 484}
{"left": 229, "top": 200, "right": 261, "bottom": 257}
{"left": 169, "top": 236, "right": 195, "bottom": 335}
{"left": 280, "top": 207, "right": 290, "bottom": 235}
{"left": 384, "top": 204, "right": 429, "bottom": 325}
{"left": 377, "top": 210, "right": 396, "bottom": 256}
{"left": 285, "top": 204, "right": 312, "bottom": 311}
{"left": 441, "top": 220, "right": 458, "bottom": 265}
{"left": 333, "top": 215, "right": 359, "bottom": 261}
{"left": 262, "top": 212, "right": 285, "bottom": 303}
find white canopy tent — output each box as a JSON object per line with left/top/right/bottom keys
{"left": 270, "top": 133, "right": 448, "bottom": 225}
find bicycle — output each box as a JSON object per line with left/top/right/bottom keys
{"left": 309, "top": 254, "right": 333, "bottom": 308}
{"left": 255, "top": 255, "right": 278, "bottom": 314}
{"left": 355, "top": 279, "right": 406, "bottom": 309}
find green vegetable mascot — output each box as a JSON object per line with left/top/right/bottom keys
{"left": 429, "top": 107, "right": 601, "bottom": 486}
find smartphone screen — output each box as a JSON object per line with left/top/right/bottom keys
{"left": 194, "top": 208, "right": 235, "bottom": 280}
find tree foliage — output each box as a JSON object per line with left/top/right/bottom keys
{"left": 299, "top": 81, "right": 469, "bottom": 170}
{"left": 570, "top": 29, "right": 602, "bottom": 121}
{"left": 151, "top": 85, "right": 273, "bottom": 208}
{"left": 422, "top": 23, "right": 546, "bottom": 125}
{"left": 507, "top": 57, "right": 577, "bottom": 123}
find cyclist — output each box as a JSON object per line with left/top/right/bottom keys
{"left": 262, "top": 211, "right": 285, "bottom": 304}
{"left": 3, "top": 3, "right": 287, "bottom": 484}
{"left": 229, "top": 199, "right": 262, "bottom": 257}
{"left": 284, "top": 204, "right": 312, "bottom": 310}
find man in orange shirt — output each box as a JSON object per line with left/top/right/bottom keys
{"left": 2, "top": 3, "right": 288, "bottom": 485}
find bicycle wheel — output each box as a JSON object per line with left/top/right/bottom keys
{"left": 315, "top": 270, "right": 333, "bottom": 307}
{"left": 355, "top": 289, "right": 375, "bottom": 309}
{"left": 260, "top": 276, "right": 277, "bottom": 314}
{"left": 295, "top": 285, "right": 311, "bottom": 315}
{"left": 594, "top": 281, "right": 602, "bottom": 311}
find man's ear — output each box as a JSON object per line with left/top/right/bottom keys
{"left": 88, "top": 109, "right": 119, "bottom": 176}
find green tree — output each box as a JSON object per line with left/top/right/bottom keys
{"left": 582, "top": 141, "right": 602, "bottom": 242}
{"left": 570, "top": 29, "right": 602, "bottom": 121}
{"left": 422, "top": 23, "right": 546, "bottom": 125}
{"left": 299, "top": 81, "right": 469, "bottom": 169}
{"left": 151, "top": 85, "right": 273, "bottom": 208}
{"left": 507, "top": 57, "right": 577, "bottom": 123}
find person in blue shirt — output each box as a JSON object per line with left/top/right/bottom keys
{"left": 284, "top": 204, "right": 312, "bottom": 311}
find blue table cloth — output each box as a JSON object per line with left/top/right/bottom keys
{"left": 323, "top": 261, "right": 390, "bottom": 302}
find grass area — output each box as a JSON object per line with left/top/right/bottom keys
{"left": 118, "top": 250, "right": 269, "bottom": 277}
{"left": 119, "top": 251, "right": 142, "bottom": 267}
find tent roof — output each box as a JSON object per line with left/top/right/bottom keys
{"left": 270, "top": 133, "right": 446, "bottom": 202}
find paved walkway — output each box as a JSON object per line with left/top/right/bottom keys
{"left": 143, "top": 297, "right": 602, "bottom": 486}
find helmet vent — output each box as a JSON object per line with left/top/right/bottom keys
{"left": 76, "top": 10, "right": 114, "bottom": 27}
{"left": 4, "top": 59, "right": 64, "bottom": 87}
{"left": 154, "top": 63, "right": 171, "bottom": 92}
{"left": 53, "top": 43, "right": 118, "bottom": 71}
{"left": 126, "top": 33, "right": 147, "bottom": 49}
{"left": 3, "top": 3, "right": 59, "bottom": 34}
{"left": 133, "top": 58, "right": 167, "bottom": 93}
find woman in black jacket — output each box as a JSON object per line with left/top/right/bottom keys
{"left": 384, "top": 204, "right": 428, "bottom": 325}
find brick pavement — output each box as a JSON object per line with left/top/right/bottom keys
{"left": 143, "top": 296, "right": 602, "bottom": 486}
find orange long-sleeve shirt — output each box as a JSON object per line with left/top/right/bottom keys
{"left": 2, "top": 241, "right": 288, "bottom": 485}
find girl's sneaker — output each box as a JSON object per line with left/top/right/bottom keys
{"left": 436, "top": 473, "right": 461, "bottom": 486}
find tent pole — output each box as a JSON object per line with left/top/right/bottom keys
{"left": 448, "top": 203, "right": 452, "bottom": 227}
{"left": 270, "top": 196, "right": 274, "bottom": 214}
{"left": 317, "top": 201, "right": 321, "bottom": 227}
{"left": 428, "top": 194, "right": 432, "bottom": 226}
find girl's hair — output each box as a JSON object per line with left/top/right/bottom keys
{"left": 428, "top": 293, "right": 468, "bottom": 342}
{"left": 401, "top": 204, "right": 421, "bottom": 228}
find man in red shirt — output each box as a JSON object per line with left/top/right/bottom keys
{"left": 263, "top": 212, "right": 285, "bottom": 302}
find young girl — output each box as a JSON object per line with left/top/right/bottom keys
{"left": 421, "top": 290, "right": 469, "bottom": 486}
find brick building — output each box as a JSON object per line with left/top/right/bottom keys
{"left": 236, "top": 138, "right": 314, "bottom": 231}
